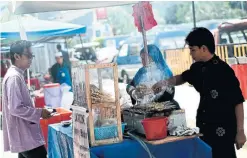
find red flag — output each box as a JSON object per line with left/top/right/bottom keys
{"left": 96, "top": 8, "right": 107, "bottom": 20}
{"left": 132, "top": 2, "right": 157, "bottom": 32}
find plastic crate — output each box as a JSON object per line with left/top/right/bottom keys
{"left": 94, "top": 123, "right": 126, "bottom": 140}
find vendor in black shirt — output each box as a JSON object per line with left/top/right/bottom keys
{"left": 153, "top": 27, "right": 246, "bottom": 158}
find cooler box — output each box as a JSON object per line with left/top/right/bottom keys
{"left": 43, "top": 83, "right": 61, "bottom": 108}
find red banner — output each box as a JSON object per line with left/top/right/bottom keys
{"left": 132, "top": 2, "right": 157, "bottom": 32}
{"left": 96, "top": 8, "right": 107, "bottom": 20}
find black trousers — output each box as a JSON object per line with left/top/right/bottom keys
{"left": 18, "top": 145, "right": 47, "bottom": 158}
{"left": 201, "top": 137, "right": 237, "bottom": 158}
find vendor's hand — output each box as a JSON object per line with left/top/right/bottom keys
{"left": 136, "top": 86, "right": 149, "bottom": 95}
{"left": 152, "top": 80, "right": 167, "bottom": 94}
{"left": 41, "top": 109, "right": 52, "bottom": 119}
{"left": 235, "top": 129, "right": 246, "bottom": 150}
{"left": 131, "top": 90, "right": 142, "bottom": 101}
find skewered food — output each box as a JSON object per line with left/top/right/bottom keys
{"left": 90, "top": 84, "right": 115, "bottom": 104}
{"left": 136, "top": 84, "right": 153, "bottom": 96}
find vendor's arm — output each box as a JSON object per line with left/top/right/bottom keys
{"left": 126, "top": 80, "right": 137, "bottom": 105}
{"left": 153, "top": 63, "right": 198, "bottom": 92}
{"left": 50, "top": 65, "right": 57, "bottom": 83}
{"left": 67, "top": 64, "right": 72, "bottom": 81}
{"left": 235, "top": 103, "right": 245, "bottom": 150}
{"left": 126, "top": 80, "right": 135, "bottom": 95}
{"left": 6, "top": 76, "right": 43, "bottom": 123}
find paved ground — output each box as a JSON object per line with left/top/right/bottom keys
{"left": 0, "top": 85, "right": 246, "bottom": 158}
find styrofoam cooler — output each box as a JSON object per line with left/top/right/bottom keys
{"left": 43, "top": 83, "right": 62, "bottom": 108}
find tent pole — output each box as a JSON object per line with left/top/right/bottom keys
{"left": 192, "top": 1, "right": 196, "bottom": 28}
{"left": 138, "top": 2, "right": 149, "bottom": 66}
{"left": 79, "top": 34, "right": 87, "bottom": 63}
{"left": 17, "top": 16, "right": 31, "bottom": 90}
{"left": 64, "top": 37, "right": 71, "bottom": 59}
{"left": 64, "top": 37, "right": 69, "bottom": 52}
{"left": 79, "top": 34, "right": 83, "bottom": 46}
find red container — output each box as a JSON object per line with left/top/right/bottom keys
{"left": 231, "top": 64, "right": 247, "bottom": 100}
{"left": 34, "top": 95, "right": 45, "bottom": 108}
{"left": 0, "top": 97, "right": 2, "bottom": 112}
{"left": 56, "top": 108, "right": 72, "bottom": 121}
{"left": 142, "top": 117, "right": 168, "bottom": 141}
{"left": 41, "top": 126, "right": 48, "bottom": 149}
{"left": 47, "top": 114, "right": 62, "bottom": 125}
{"left": 25, "top": 78, "right": 40, "bottom": 90}
{"left": 39, "top": 107, "right": 72, "bottom": 149}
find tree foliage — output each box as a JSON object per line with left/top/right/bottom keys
{"left": 106, "top": 1, "right": 247, "bottom": 35}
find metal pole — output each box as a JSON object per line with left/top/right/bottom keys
{"left": 241, "top": 1, "right": 244, "bottom": 18}
{"left": 138, "top": 2, "right": 149, "bottom": 66}
{"left": 79, "top": 34, "right": 88, "bottom": 63}
{"left": 17, "top": 16, "right": 31, "bottom": 90}
{"left": 64, "top": 37, "right": 69, "bottom": 52}
{"left": 241, "top": 1, "right": 244, "bottom": 12}
{"left": 192, "top": 1, "right": 196, "bottom": 28}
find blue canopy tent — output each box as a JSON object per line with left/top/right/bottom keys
{"left": 0, "top": 17, "right": 87, "bottom": 44}
{"left": 1, "top": 27, "right": 86, "bottom": 39}
{"left": 0, "top": 17, "right": 88, "bottom": 87}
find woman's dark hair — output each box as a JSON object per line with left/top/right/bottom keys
{"left": 185, "top": 27, "right": 215, "bottom": 54}
{"left": 10, "top": 40, "right": 32, "bottom": 64}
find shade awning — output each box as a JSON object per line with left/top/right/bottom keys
{"left": 0, "top": 17, "right": 87, "bottom": 39}
{"left": 11, "top": 1, "right": 136, "bottom": 14}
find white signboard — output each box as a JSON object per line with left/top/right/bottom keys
{"left": 72, "top": 106, "right": 90, "bottom": 158}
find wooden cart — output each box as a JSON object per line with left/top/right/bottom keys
{"left": 72, "top": 62, "right": 123, "bottom": 146}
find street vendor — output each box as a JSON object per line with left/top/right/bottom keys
{"left": 126, "top": 44, "right": 179, "bottom": 108}
{"left": 50, "top": 52, "right": 72, "bottom": 91}
{"left": 152, "top": 27, "right": 246, "bottom": 158}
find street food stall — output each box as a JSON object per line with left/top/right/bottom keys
{"left": 4, "top": 1, "right": 212, "bottom": 158}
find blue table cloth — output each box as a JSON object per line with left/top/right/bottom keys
{"left": 48, "top": 124, "right": 212, "bottom": 158}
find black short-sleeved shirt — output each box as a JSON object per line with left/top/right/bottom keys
{"left": 182, "top": 55, "right": 245, "bottom": 142}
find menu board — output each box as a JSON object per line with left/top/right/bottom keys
{"left": 72, "top": 106, "right": 90, "bottom": 158}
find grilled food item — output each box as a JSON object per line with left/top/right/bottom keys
{"left": 134, "top": 101, "right": 177, "bottom": 112}
{"left": 90, "top": 84, "right": 114, "bottom": 104}
{"left": 136, "top": 84, "right": 153, "bottom": 96}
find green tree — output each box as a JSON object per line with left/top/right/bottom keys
{"left": 106, "top": 5, "right": 136, "bottom": 35}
